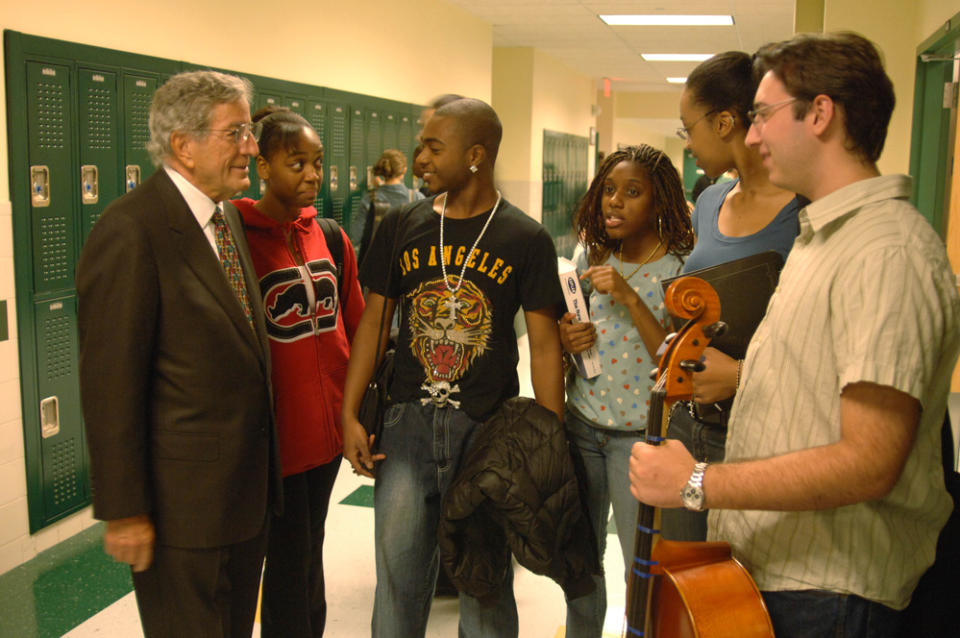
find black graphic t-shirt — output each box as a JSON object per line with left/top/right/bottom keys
{"left": 360, "top": 196, "right": 563, "bottom": 420}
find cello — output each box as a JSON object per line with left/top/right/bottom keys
{"left": 624, "top": 276, "right": 774, "bottom": 638}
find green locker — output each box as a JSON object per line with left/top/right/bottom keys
{"left": 305, "top": 99, "right": 329, "bottom": 218}
{"left": 398, "top": 113, "right": 415, "bottom": 188}
{"left": 328, "top": 101, "right": 349, "bottom": 225}
{"left": 382, "top": 112, "right": 399, "bottom": 152}
{"left": 35, "top": 296, "right": 88, "bottom": 517}
{"left": 26, "top": 61, "right": 76, "bottom": 296}
{"left": 121, "top": 73, "right": 157, "bottom": 192}
{"left": 78, "top": 68, "right": 119, "bottom": 241}
{"left": 284, "top": 96, "right": 306, "bottom": 116}
{"left": 346, "top": 106, "right": 365, "bottom": 235}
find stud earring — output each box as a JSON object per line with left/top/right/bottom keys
{"left": 469, "top": 165, "right": 479, "bottom": 174}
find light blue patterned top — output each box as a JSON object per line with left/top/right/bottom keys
{"left": 566, "top": 250, "right": 683, "bottom": 430}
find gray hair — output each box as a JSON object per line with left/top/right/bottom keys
{"left": 146, "top": 70, "right": 253, "bottom": 166}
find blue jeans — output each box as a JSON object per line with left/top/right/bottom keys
{"left": 660, "top": 403, "right": 727, "bottom": 541}
{"left": 372, "top": 401, "right": 519, "bottom": 638}
{"left": 564, "top": 407, "right": 643, "bottom": 638}
{"left": 762, "top": 591, "right": 902, "bottom": 638}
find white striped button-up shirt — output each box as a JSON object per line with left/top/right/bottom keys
{"left": 709, "top": 174, "right": 960, "bottom": 610}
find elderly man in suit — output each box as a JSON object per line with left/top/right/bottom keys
{"left": 77, "top": 70, "right": 280, "bottom": 638}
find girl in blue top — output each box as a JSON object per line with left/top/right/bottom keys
{"left": 661, "top": 51, "right": 801, "bottom": 543}
{"left": 560, "top": 145, "right": 693, "bottom": 638}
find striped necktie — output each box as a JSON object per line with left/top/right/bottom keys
{"left": 212, "top": 205, "right": 256, "bottom": 335}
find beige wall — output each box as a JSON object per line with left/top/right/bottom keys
{"left": 823, "top": 0, "right": 958, "bottom": 177}
{"left": 917, "top": 0, "right": 960, "bottom": 44}
{"left": 0, "top": 0, "right": 493, "bottom": 575}
{"left": 492, "top": 47, "right": 595, "bottom": 220}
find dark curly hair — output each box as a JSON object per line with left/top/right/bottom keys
{"left": 574, "top": 145, "right": 693, "bottom": 266}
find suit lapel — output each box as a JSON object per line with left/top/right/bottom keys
{"left": 154, "top": 171, "right": 264, "bottom": 360}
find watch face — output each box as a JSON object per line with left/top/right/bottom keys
{"left": 682, "top": 484, "right": 704, "bottom": 510}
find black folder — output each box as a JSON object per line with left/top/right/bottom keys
{"left": 661, "top": 250, "right": 785, "bottom": 361}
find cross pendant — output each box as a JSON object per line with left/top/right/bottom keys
{"left": 444, "top": 295, "right": 463, "bottom": 320}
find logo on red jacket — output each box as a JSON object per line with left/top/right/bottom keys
{"left": 260, "top": 260, "right": 338, "bottom": 342}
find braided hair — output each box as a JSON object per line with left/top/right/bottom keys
{"left": 574, "top": 145, "right": 693, "bottom": 266}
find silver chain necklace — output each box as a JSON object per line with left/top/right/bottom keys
{"left": 438, "top": 190, "right": 501, "bottom": 319}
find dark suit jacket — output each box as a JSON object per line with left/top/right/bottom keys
{"left": 77, "top": 168, "right": 281, "bottom": 549}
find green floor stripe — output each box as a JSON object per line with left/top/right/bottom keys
{"left": 0, "top": 523, "right": 133, "bottom": 638}
{"left": 340, "top": 485, "right": 375, "bottom": 507}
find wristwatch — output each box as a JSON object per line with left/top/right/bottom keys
{"left": 681, "top": 462, "right": 709, "bottom": 512}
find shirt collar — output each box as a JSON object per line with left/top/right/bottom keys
{"left": 799, "top": 174, "right": 912, "bottom": 239}
{"left": 164, "top": 165, "right": 220, "bottom": 229}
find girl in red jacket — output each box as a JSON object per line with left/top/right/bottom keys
{"left": 233, "top": 106, "right": 364, "bottom": 637}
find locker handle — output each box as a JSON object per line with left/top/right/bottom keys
{"left": 31, "top": 165, "right": 51, "bottom": 208}
{"left": 40, "top": 396, "right": 60, "bottom": 439}
{"left": 366, "top": 166, "right": 373, "bottom": 190}
{"left": 349, "top": 166, "right": 358, "bottom": 192}
{"left": 81, "top": 165, "right": 99, "bottom": 204}
{"left": 125, "top": 165, "right": 141, "bottom": 192}
{"left": 329, "top": 166, "right": 338, "bottom": 192}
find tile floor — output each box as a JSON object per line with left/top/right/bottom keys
{"left": 0, "top": 460, "right": 629, "bottom": 638}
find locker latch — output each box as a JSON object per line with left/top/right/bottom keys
{"left": 125, "top": 165, "right": 141, "bottom": 192}
{"left": 40, "top": 396, "right": 60, "bottom": 438}
{"left": 349, "top": 166, "right": 358, "bottom": 191}
{"left": 30, "top": 165, "right": 50, "bottom": 208}
{"left": 329, "top": 166, "right": 339, "bottom": 192}
{"left": 366, "top": 166, "right": 373, "bottom": 189}
{"left": 81, "top": 165, "right": 99, "bottom": 204}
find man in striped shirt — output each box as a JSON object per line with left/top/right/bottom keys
{"left": 629, "top": 32, "right": 960, "bottom": 638}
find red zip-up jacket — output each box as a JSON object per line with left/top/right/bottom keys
{"left": 234, "top": 198, "right": 364, "bottom": 476}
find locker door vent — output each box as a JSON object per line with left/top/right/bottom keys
{"left": 332, "top": 108, "right": 346, "bottom": 157}
{"left": 332, "top": 198, "right": 344, "bottom": 225}
{"left": 85, "top": 85, "right": 114, "bottom": 150}
{"left": 36, "top": 81, "right": 67, "bottom": 149}
{"left": 42, "top": 314, "right": 74, "bottom": 380}
{"left": 128, "top": 86, "right": 152, "bottom": 151}
{"left": 39, "top": 216, "right": 70, "bottom": 283}
{"left": 50, "top": 438, "right": 80, "bottom": 505}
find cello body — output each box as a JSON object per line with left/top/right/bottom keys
{"left": 649, "top": 540, "right": 774, "bottom": 638}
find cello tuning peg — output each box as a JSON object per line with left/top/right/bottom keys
{"left": 703, "top": 321, "right": 728, "bottom": 339}
{"left": 649, "top": 367, "right": 660, "bottom": 381}
{"left": 664, "top": 332, "right": 677, "bottom": 344}
{"left": 679, "top": 359, "right": 706, "bottom": 373}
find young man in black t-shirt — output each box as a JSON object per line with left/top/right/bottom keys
{"left": 341, "top": 98, "right": 564, "bottom": 637}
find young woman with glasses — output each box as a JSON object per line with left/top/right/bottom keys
{"left": 663, "top": 51, "right": 802, "bottom": 543}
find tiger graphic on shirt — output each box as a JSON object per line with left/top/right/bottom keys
{"left": 407, "top": 276, "right": 492, "bottom": 389}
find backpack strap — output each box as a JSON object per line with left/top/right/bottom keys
{"left": 316, "top": 216, "right": 345, "bottom": 307}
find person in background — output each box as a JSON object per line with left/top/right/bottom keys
{"left": 233, "top": 105, "right": 364, "bottom": 637}
{"left": 661, "top": 50, "right": 802, "bottom": 542}
{"left": 630, "top": 32, "right": 960, "bottom": 638}
{"left": 77, "top": 71, "right": 278, "bottom": 638}
{"left": 560, "top": 145, "right": 693, "bottom": 637}
{"left": 354, "top": 148, "right": 424, "bottom": 263}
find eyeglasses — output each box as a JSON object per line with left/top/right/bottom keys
{"left": 747, "top": 98, "right": 799, "bottom": 126}
{"left": 676, "top": 110, "right": 718, "bottom": 141}
{"left": 195, "top": 121, "right": 263, "bottom": 145}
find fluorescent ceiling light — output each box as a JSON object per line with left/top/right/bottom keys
{"left": 666, "top": 77, "right": 687, "bottom": 84}
{"left": 642, "top": 53, "right": 714, "bottom": 62}
{"left": 601, "top": 15, "right": 734, "bottom": 26}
